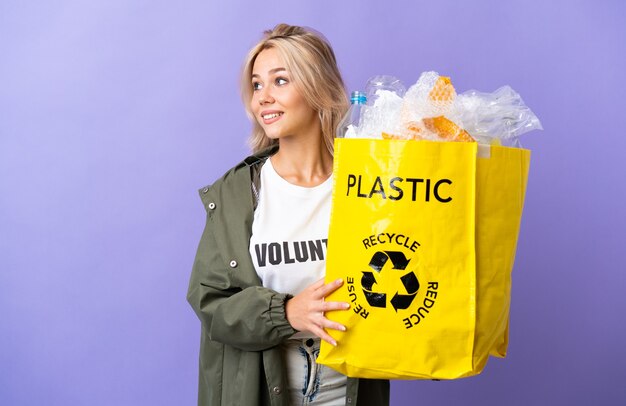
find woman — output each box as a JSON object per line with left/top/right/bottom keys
{"left": 187, "top": 24, "right": 389, "bottom": 406}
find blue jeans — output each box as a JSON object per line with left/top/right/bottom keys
{"left": 281, "top": 338, "right": 347, "bottom": 405}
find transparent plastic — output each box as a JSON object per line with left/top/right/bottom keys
{"left": 365, "top": 75, "right": 406, "bottom": 105}
{"left": 337, "top": 91, "right": 367, "bottom": 139}
{"left": 343, "top": 71, "right": 542, "bottom": 146}
{"left": 452, "top": 86, "right": 543, "bottom": 146}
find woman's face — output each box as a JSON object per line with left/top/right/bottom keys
{"left": 250, "top": 48, "right": 319, "bottom": 141}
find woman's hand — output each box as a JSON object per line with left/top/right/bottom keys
{"left": 285, "top": 278, "right": 350, "bottom": 346}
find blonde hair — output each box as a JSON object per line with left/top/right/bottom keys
{"left": 240, "top": 24, "right": 348, "bottom": 155}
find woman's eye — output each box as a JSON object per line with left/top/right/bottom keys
{"left": 252, "top": 82, "right": 262, "bottom": 91}
{"left": 276, "top": 77, "right": 288, "bottom": 86}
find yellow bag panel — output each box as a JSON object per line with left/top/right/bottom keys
{"left": 318, "top": 140, "right": 530, "bottom": 380}
{"left": 474, "top": 145, "right": 530, "bottom": 364}
{"left": 318, "top": 139, "right": 477, "bottom": 379}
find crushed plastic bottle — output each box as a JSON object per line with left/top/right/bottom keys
{"left": 357, "top": 89, "right": 404, "bottom": 139}
{"left": 337, "top": 91, "right": 367, "bottom": 139}
{"left": 365, "top": 75, "right": 406, "bottom": 105}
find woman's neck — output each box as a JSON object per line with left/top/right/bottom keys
{"left": 270, "top": 134, "right": 333, "bottom": 188}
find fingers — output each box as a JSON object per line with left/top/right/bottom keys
{"left": 310, "top": 278, "right": 326, "bottom": 290}
{"left": 316, "top": 278, "right": 344, "bottom": 298}
{"left": 305, "top": 300, "right": 348, "bottom": 314}
{"left": 288, "top": 278, "right": 350, "bottom": 346}
{"left": 310, "top": 325, "right": 338, "bottom": 347}
{"left": 321, "top": 301, "right": 350, "bottom": 312}
{"left": 307, "top": 278, "right": 344, "bottom": 299}
{"left": 310, "top": 316, "right": 346, "bottom": 346}
{"left": 322, "top": 318, "right": 347, "bottom": 332}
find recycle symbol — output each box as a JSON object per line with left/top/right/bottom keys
{"left": 361, "top": 251, "right": 420, "bottom": 311}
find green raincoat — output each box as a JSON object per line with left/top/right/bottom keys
{"left": 187, "top": 147, "right": 389, "bottom": 406}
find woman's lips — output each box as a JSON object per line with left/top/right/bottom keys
{"left": 261, "top": 111, "right": 284, "bottom": 125}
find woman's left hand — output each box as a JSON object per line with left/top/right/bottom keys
{"left": 285, "top": 278, "right": 350, "bottom": 346}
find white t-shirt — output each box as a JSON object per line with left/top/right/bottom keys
{"left": 249, "top": 158, "right": 333, "bottom": 297}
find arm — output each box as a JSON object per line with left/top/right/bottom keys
{"left": 187, "top": 215, "right": 296, "bottom": 352}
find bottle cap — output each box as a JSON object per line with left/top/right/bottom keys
{"left": 350, "top": 91, "right": 367, "bottom": 105}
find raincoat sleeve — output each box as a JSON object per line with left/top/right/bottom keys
{"left": 187, "top": 190, "right": 297, "bottom": 352}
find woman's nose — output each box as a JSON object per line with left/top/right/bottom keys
{"left": 258, "top": 87, "right": 274, "bottom": 105}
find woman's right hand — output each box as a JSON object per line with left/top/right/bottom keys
{"left": 285, "top": 278, "right": 350, "bottom": 346}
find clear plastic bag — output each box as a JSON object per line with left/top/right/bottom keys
{"left": 349, "top": 72, "right": 542, "bottom": 146}
{"left": 452, "top": 86, "right": 543, "bottom": 146}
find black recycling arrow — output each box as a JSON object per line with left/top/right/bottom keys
{"left": 361, "top": 271, "right": 386, "bottom": 307}
{"left": 384, "top": 251, "right": 411, "bottom": 270}
{"left": 390, "top": 271, "right": 420, "bottom": 312}
{"left": 362, "top": 250, "right": 416, "bottom": 309}
{"left": 364, "top": 291, "right": 387, "bottom": 308}
{"left": 368, "top": 251, "right": 411, "bottom": 271}
{"left": 368, "top": 251, "right": 389, "bottom": 272}
{"left": 361, "top": 271, "right": 376, "bottom": 290}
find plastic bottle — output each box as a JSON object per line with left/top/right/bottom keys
{"left": 365, "top": 75, "right": 406, "bottom": 105}
{"left": 336, "top": 91, "right": 367, "bottom": 138}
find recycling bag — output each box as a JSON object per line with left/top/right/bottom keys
{"left": 473, "top": 144, "right": 530, "bottom": 367}
{"left": 317, "top": 138, "right": 530, "bottom": 379}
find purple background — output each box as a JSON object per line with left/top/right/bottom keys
{"left": 1, "top": 1, "right": 625, "bottom": 405}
